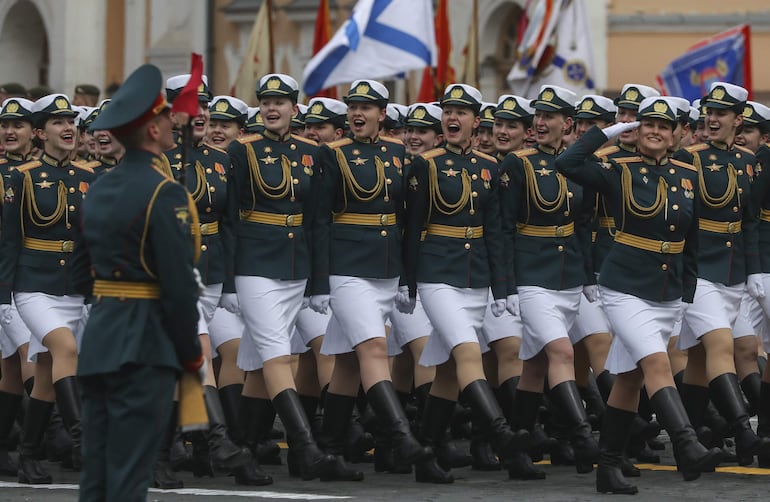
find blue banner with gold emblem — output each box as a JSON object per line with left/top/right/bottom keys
{"left": 657, "top": 24, "right": 751, "bottom": 102}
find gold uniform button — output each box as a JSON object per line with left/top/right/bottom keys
{"left": 205, "top": 207, "right": 212, "bottom": 213}
{"left": 671, "top": 186, "right": 677, "bottom": 192}
{"left": 290, "top": 144, "right": 297, "bottom": 150}
{"left": 661, "top": 264, "right": 668, "bottom": 271}
{"left": 738, "top": 170, "right": 743, "bottom": 175}
{"left": 472, "top": 191, "right": 478, "bottom": 197}
{"left": 472, "top": 174, "right": 478, "bottom": 180}
{"left": 206, "top": 168, "right": 212, "bottom": 174}
{"left": 464, "top": 243, "right": 471, "bottom": 249}
{"left": 669, "top": 168, "right": 676, "bottom": 174}
{"left": 68, "top": 169, "right": 75, "bottom": 175}
{"left": 672, "top": 204, "right": 679, "bottom": 210}
{"left": 557, "top": 245, "right": 564, "bottom": 252}
{"left": 68, "top": 187, "right": 75, "bottom": 193}
{"left": 381, "top": 146, "right": 387, "bottom": 152}
{"left": 733, "top": 206, "right": 739, "bottom": 212}
{"left": 203, "top": 149, "right": 209, "bottom": 155}
{"left": 738, "top": 188, "right": 744, "bottom": 194}
{"left": 669, "top": 225, "right": 676, "bottom": 231}
{"left": 288, "top": 232, "right": 294, "bottom": 239}
{"left": 59, "top": 259, "right": 66, "bottom": 266}
{"left": 386, "top": 178, "right": 392, "bottom": 185}
{"left": 726, "top": 241, "right": 732, "bottom": 248}
{"left": 291, "top": 161, "right": 298, "bottom": 167}
{"left": 564, "top": 211, "right": 570, "bottom": 216}
{"left": 568, "top": 191, "right": 573, "bottom": 198}
{"left": 380, "top": 230, "right": 388, "bottom": 237}
{"left": 66, "top": 223, "right": 72, "bottom": 229}
{"left": 384, "top": 161, "right": 390, "bottom": 167}
{"left": 209, "top": 186, "right": 216, "bottom": 192}
{"left": 68, "top": 205, "right": 75, "bottom": 212}
{"left": 293, "top": 178, "right": 299, "bottom": 185}
{"left": 201, "top": 244, "right": 208, "bottom": 252}
{"left": 471, "top": 158, "right": 477, "bottom": 164}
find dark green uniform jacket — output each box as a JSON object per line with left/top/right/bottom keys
{"left": 556, "top": 127, "right": 700, "bottom": 303}
{"left": 225, "top": 130, "right": 318, "bottom": 290}
{"left": 672, "top": 141, "right": 759, "bottom": 285}
{"left": 312, "top": 135, "right": 406, "bottom": 295}
{"left": 0, "top": 153, "right": 95, "bottom": 303}
{"left": 751, "top": 143, "right": 770, "bottom": 272}
{"left": 404, "top": 144, "right": 506, "bottom": 299}
{"left": 74, "top": 149, "right": 202, "bottom": 375}
{"left": 499, "top": 143, "right": 593, "bottom": 294}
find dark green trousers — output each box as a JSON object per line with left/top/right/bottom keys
{"left": 78, "top": 364, "right": 176, "bottom": 502}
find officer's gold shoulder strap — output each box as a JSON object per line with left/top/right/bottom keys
{"left": 380, "top": 136, "right": 404, "bottom": 146}
{"left": 684, "top": 143, "right": 709, "bottom": 154}
{"left": 71, "top": 159, "right": 99, "bottom": 173}
{"left": 238, "top": 133, "right": 263, "bottom": 144}
{"left": 472, "top": 149, "right": 497, "bottom": 163}
{"left": 594, "top": 145, "right": 620, "bottom": 159}
{"left": 326, "top": 137, "right": 353, "bottom": 149}
{"left": 670, "top": 158, "right": 697, "bottom": 172}
{"left": 419, "top": 147, "right": 446, "bottom": 161}
{"left": 513, "top": 148, "right": 538, "bottom": 159}
{"left": 291, "top": 134, "right": 318, "bottom": 147}
{"left": 14, "top": 160, "right": 42, "bottom": 173}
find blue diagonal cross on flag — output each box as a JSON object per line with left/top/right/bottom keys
{"left": 303, "top": 0, "right": 437, "bottom": 96}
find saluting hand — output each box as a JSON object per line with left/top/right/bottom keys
{"left": 310, "top": 295, "right": 330, "bottom": 314}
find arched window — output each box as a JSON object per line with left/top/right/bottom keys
{"left": 0, "top": 0, "right": 49, "bottom": 88}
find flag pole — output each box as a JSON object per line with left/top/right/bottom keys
{"left": 742, "top": 24, "right": 752, "bottom": 99}
{"left": 472, "top": 0, "right": 479, "bottom": 88}
{"left": 267, "top": 0, "right": 275, "bottom": 73}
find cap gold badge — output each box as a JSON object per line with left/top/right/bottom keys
{"left": 484, "top": 108, "right": 493, "bottom": 118}
{"left": 311, "top": 103, "right": 323, "bottom": 114}
{"left": 542, "top": 89, "right": 554, "bottom": 102}
{"left": 356, "top": 83, "right": 370, "bottom": 95}
{"left": 503, "top": 99, "right": 515, "bottom": 110}
{"left": 413, "top": 108, "right": 426, "bottom": 119}
{"left": 450, "top": 87, "right": 464, "bottom": 99}
{"left": 743, "top": 106, "right": 753, "bottom": 117}
{"left": 215, "top": 100, "right": 228, "bottom": 112}
{"left": 653, "top": 101, "right": 668, "bottom": 114}
{"left": 267, "top": 78, "right": 281, "bottom": 90}
{"left": 198, "top": 82, "right": 205, "bottom": 92}
{"left": 581, "top": 99, "right": 594, "bottom": 111}
{"left": 625, "top": 89, "right": 638, "bottom": 101}
{"left": 55, "top": 98, "right": 68, "bottom": 110}
{"left": 712, "top": 87, "right": 725, "bottom": 100}
{"left": 5, "top": 102, "right": 19, "bottom": 114}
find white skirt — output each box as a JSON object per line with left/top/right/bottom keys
{"left": 388, "top": 294, "right": 434, "bottom": 356}
{"left": 600, "top": 286, "right": 681, "bottom": 374}
{"left": 14, "top": 292, "right": 87, "bottom": 362}
{"left": 235, "top": 276, "right": 305, "bottom": 371}
{"left": 196, "top": 283, "right": 224, "bottom": 335}
{"left": 208, "top": 307, "right": 245, "bottom": 352}
{"left": 0, "top": 302, "right": 31, "bottom": 359}
{"left": 291, "top": 307, "right": 331, "bottom": 354}
{"left": 417, "top": 283, "right": 487, "bottom": 367}
{"left": 568, "top": 296, "right": 611, "bottom": 344}
{"left": 678, "top": 279, "right": 743, "bottom": 350}
{"left": 320, "top": 276, "right": 398, "bottom": 355}
{"left": 751, "top": 274, "right": 770, "bottom": 352}
{"left": 479, "top": 288, "right": 523, "bottom": 354}
{"left": 518, "top": 286, "right": 581, "bottom": 360}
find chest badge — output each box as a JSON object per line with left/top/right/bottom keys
{"left": 352, "top": 157, "right": 368, "bottom": 166}
{"left": 35, "top": 180, "right": 54, "bottom": 189}
{"left": 681, "top": 178, "right": 694, "bottom": 199}
{"left": 442, "top": 168, "right": 458, "bottom": 177}
{"left": 535, "top": 167, "right": 553, "bottom": 177}
{"left": 706, "top": 163, "right": 723, "bottom": 172}
{"left": 481, "top": 168, "right": 491, "bottom": 189}
{"left": 260, "top": 155, "right": 277, "bottom": 165}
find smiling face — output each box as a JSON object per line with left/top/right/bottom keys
{"left": 404, "top": 126, "right": 442, "bottom": 155}
{"left": 305, "top": 122, "right": 343, "bottom": 145}
{"left": 735, "top": 125, "right": 769, "bottom": 153}
{"left": 615, "top": 107, "right": 639, "bottom": 145}
{"left": 475, "top": 126, "right": 495, "bottom": 154}
{"left": 94, "top": 129, "right": 125, "bottom": 158}
{"left": 493, "top": 118, "right": 527, "bottom": 154}
{"left": 441, "top": 104, "right": 479, "bottom": 148}
{"left": 207, "top": 119, "right": 242, "bottom": 149}
{"left": 258, "top": 96, "right": 296, "bottom": 136}
{"left": 705, "top": 107, "right": 742, "bottom": 144}
{"left": 532, "top": 110, "right": 571, "bottom": 149}
{"left": 0, "top": 119, "right": 33, "bottom": 155}
{"left": 36, "top": 115, "right": 77, "bottom": 158}
{"left": 637, "top": 118, "right": 674, "bottom": 159}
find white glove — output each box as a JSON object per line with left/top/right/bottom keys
{"left": 192, "top": 269, "right": 205, "bottom": 294}
{"left": 583, "top": 285, "right": 599, "bottom": 303}
{"left": 196, "top": 358, "right": 208, "bottom": 383}
{"left": 309, "top": 295, "right": 330, "bottom": 314}
{"left": 301, "top": 296, "right": 310, "bottom": 310}
{"left": 491, "top": 299, "right": 507, "bottom": 317}
{"left": 601, "top": 121, "right": 640, "bottom": 140}
{"left": 0, "top": 304, "right": 12, "bottom": 325}
{"left": 219, "top": 293, "right": 240, "bottom": 314}
{"left": 747, "top": 274, "right": 766, "bottom": 299}
{"left": 395, "top": 286, "right": 416, "bottom": 314}
{"left": 505, "top": 294, "right": 520, "bottom": 316}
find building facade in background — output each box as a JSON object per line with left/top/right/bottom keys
{"left": 0, "top": 0, "right": 767, "bottom": 103}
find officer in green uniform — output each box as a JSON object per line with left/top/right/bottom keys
{"left": 245, "top": 107, "right": 264, "bottom": 134}
{"left": 304, "top": 97, "right": 347, "bottom": 145}
{"left": 556, "top": 95, "right": 724, "bottom": 494}
{"left": 291, "top": 103, "right": 307, "bottom": 136}
{"left": 673, "top": 82, "right": 770, "bottom": 466}
{"left": 74, "top": 63, "right": 204, "bottom": 501}
{"left": 84, "top": 100, "right": 124, "bottom": 176}
{"left": 499, "top": 84, "right": 598, "bottom": 479}
{"left": 475, "top": 102, "right": 497, "bottom": 156}
{"left": 225, "top": 73, "right": 335, "bottom": 482}
{"left": 0, "top": 93, "right": 96, "bottom": 483}
{"left": 491, "top": 94, "right": 533, "bottom": 161}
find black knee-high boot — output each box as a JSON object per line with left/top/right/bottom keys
{"left": 709, "top": 373, "right": 770, "bottom": 465}
{"left": 650, "top": 387, "right": 723, "bottom": 481}
{"left": 320, "top": 392, "right": 364, "bottom": 481}
{"left": 461, "top": 380, "right": 529, "bottom": 461}
{"left": 508, "top": 389, "right": 547, "bottom": 480}
{"left": 245, "top": 397, "right": 281, "bottom": 465}
{"left": 17, "top": 398, "right": 53, "bottom": 484}
{"left": 549, "top": 381, "right": 599, "bottom": 474}
{"left": 366, "top": 381, "right": 432, "bottom": 466}
{"left": 199, "top": 386, "right": 251, "bottom": 474}
{"left": 579, "top": 372, "right": 606, "bottom": 429}
{"left": 273, "top": 388, "right": 335, "bottom": 480}
{"left": 679, "top": 382, "right": 712, "bottom": 447}
{"left": 53, "top": 377, "right": 81, "bottom": 471}
{"left": 758, "top": 381, "right": 770, "bottom": 468}
{"left": 415, "top": 395, "right": 454, "bottom": 484}
{"left": 223, "top": 388, "right": 273, "bottom": 486}
{"left": 0, "top": 391, "right": 22, "bottom": 475}
{"left": 740, "top": 372, "right": 762, "bottom": 417}
{"left": 596, "top": 406, "right": 638, "bottom": 495}
{"left": 414, "top": 384, "right": 470, "bottom": 471}
{"left": 153, "top": 402, "right": 184, "bottom": 489}
{"left": 595, "top": 370, "right": 615, "bottom": 403}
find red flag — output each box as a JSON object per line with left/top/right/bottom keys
{"left": 435, "top": 0, "right": 455, "bottom": 93}
{"left": 311, "top": 0, "right": 337, "bottom": 99}
{"left": 417, "top": 67, "right": 436, "bottom": 102}
{"left": 172, "top": 53, "right": 203, "bottom": 117}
